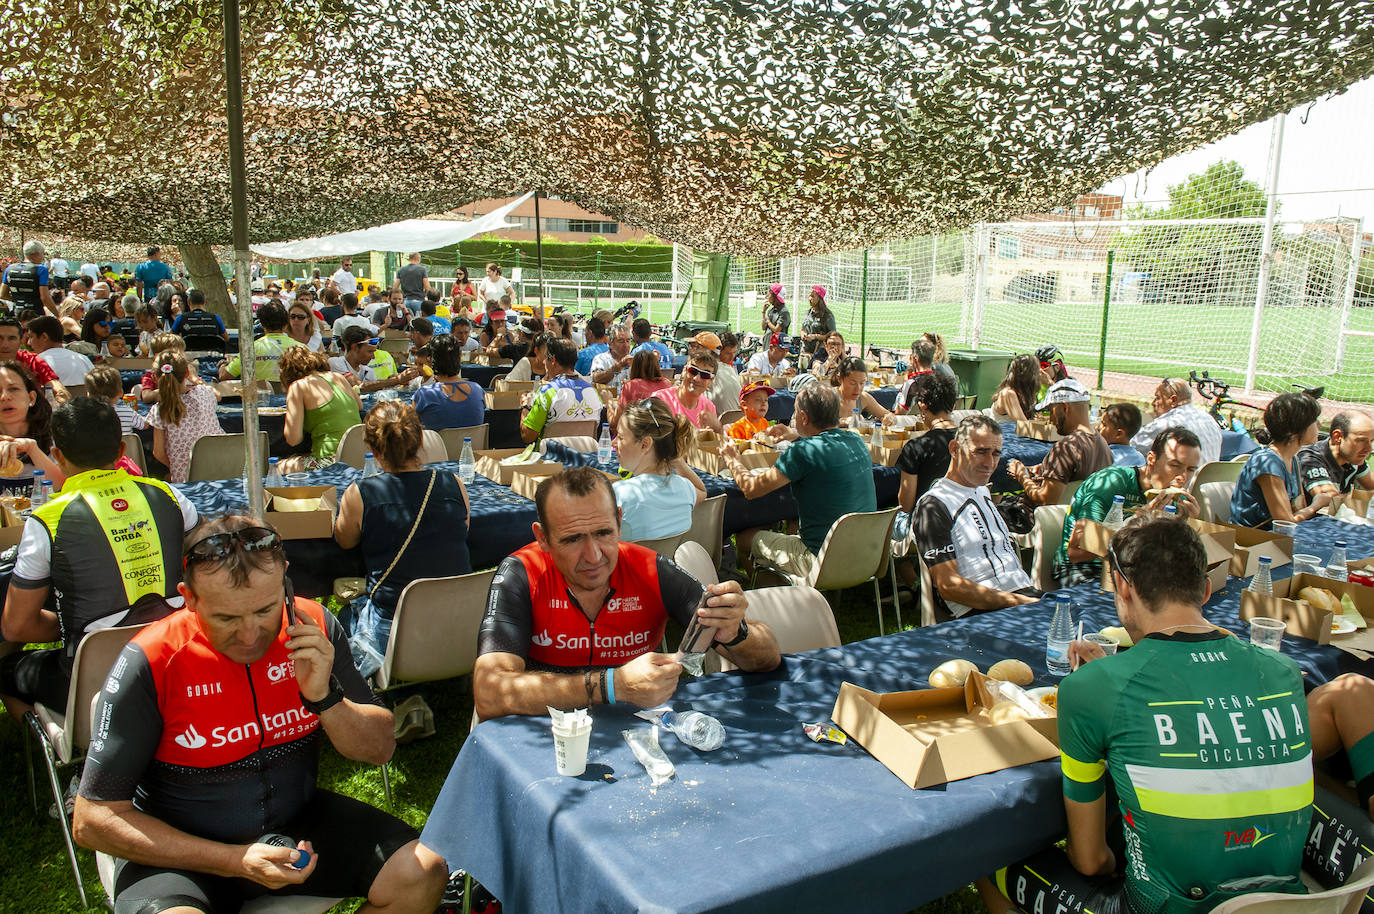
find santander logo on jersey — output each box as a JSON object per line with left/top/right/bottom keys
{"left": 174, "top": 725, "right": 208, "bottom": 749}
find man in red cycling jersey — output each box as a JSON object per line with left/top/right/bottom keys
{"left": 474, "top": 467, "right": 781, "bottom": 719}
{"left": 73, "top": 515, "right": 447, "bottom": 914}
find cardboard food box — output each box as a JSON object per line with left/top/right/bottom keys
{"left": 831, "top": 672, "right": 1059, "bottom": 789}
{"left": 475, "top": 354, "right": 514, "bottom": 367}
{"left": 0, "top": 496, "right": 28, "bottom": 549}
{"left": 109, "top": 357, "right": 154, "bottom": 371}
{"left": 1322, "top": 488, "right": 1373, "bottom": 518}
{"left": 1013, "top": 420, "right": 1064, "bottom": 442}
{"left": 495, "top": 378, "right": 536, "bottom": 393}
{"left": 737, "top": 447, "right": 778, "bottom": 471}
{"left": 1235, "top": 572, "right": 1374, "bottom": 644}
{"left": 264, "top": 486, "right": 338, "bottom": 540}
{"left": 1219, "top": 523, "right": 1293, "bottom": 578}
{"left": 485, "top": 390, "right": 525, "bottom": 411}
{"left": 510, "top": 464, "right": 564, "bottom": 500}
{"left": 1080, "top": 517, "right": 1233, "bottom": 594}
{"left": 381, "top": 329, "right": 409, "bottom": 340}
{"left": 685, "top": 438, "right": 727, "bottom": 475}
{"left": 870, "top": 443, "right": 903, "bottom": 467}
{"left": 212, "top": 379, "right": 272, "bottom": 400}
{"left": 474, "top": 448, "right": 560, "bottom": 486}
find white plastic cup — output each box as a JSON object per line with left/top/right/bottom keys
{"left": 1272, "top": 520, "right": 1297, "bottom": 540}
{"left": 552, "top": 722, "right": 592, "bottom": 777}
{"left": 1082, "top": 632, "right": 1119, "bottom": 656}
{"left": 1292, "top": 554, "right": 1323, "bottom": 576}
{"left": 1249, "top": 616, "right": 1286, "bottom": 652}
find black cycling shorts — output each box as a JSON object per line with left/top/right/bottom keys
{"left": 0, "top": 647, "right": 71, "bottom": 712}
{"left": 112, "top": 790, "right": 418, "bottom": 914}
{"left": 995, "top": 847, "right": 1128, "bottom": 914}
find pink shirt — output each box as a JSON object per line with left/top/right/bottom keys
{"left": 652, "top": 386, "right": 718, "bottom": 429}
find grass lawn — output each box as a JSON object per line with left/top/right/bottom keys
{"left": 0, "top": 583, "right": 987, "bottom": 913}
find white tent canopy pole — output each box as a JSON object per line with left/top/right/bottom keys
{"left": 249, "top": 193, "right": 532, "bottom": 259}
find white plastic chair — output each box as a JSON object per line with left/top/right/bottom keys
{"left": 631, "top": 532, "right": 686, "bottom": 557}
{"left": 1029, "top": 504, "right": 1070, "bottom": 592}
{"left": 1189, "top": 460, "right": 1245, "bottom": 497}
{"left": 673, "top": 540, "right": 720, "bottom": 587}
{"left": 186, "top": 431, "right": 271, "bottom": 481}
{"left": 121, "top": 432, "right": 146, "bottom": 474}
{"left": 755, "top": 508, "right": 901, "bottom": 634}
{"left": 438, "top": 423, "right": 490, "bottom": 458}
{"left": 540, "top": 435, "right": 598, "bottom": 453}
{"left": 684, "top": 494, "right": 727, "bottom": 570}
{"left": 372, "top": 569, "right": 496, "bottom": 805}
{"left": 24, "top": 624, "right": 148, "bottom": 908}
{"left": 336, "top": 423, "right": 367, "bottom": 468}
{"left": 1196, "top": 480, "right": 1235, "bottom": 524}
{"left": 716, "top": 585, "right": 840, "bottom": 672}
{"left": 1211, "top": 854, "right": 1374, "bottom": 913}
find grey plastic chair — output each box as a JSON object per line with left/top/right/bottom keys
{"left": 716, "top": 585, "right": 839, "bottom": 673}
{"left": 438, "top": 424, "right": 490, "bottom": 459}
{"left": 1196, "top": 480, "right": 1235, "bottom": 524}
{"left": 673, "top": 540, "right": 719, "bottom": 586}
{"left": 121, "top": 432, "right": 146, "bottom": 474}
{"left": 336, "top": 423, "right": 366, "bottom": 468}
{"left": 631, "top": 531, "right": 687, "bottom": 558}
{"left": 1030, "top": 504, "right": 1070, "bottom": 592}
{"left": 685, "top": 493, "right": 727, "bottom": 570}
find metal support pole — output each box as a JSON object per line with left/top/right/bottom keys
{"left": 970, "top": 223, "right": 989, "bottom": 350}
{"left": 222, "top": 0, "right": 262, "bottom": 518}
{"left": 1097, "top": 250, "right": 1115, "bottom": 390}
{"left": 793, "top": 258, "right": 802, "bottom": 314}
{"left": 860, "top": 249, "right": 869, "bottom": 352}
{"left": 593, "top": 250, "right": 602, "bottom": 312}
{"left": 534, "top": 192, "right": 546, "bottom": 320}
{"left": 1334, "top": 218, "right": 1364, "bottom": 371}
{"left": 1244, "top": 114, "right": 1285, "bottom": 394}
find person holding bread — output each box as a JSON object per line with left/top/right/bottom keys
{"left": 0, "top": 360, "right": 64, "bottom": 495}
{"left": 1055, "top": 427, "right": 1203, "bottom": 587}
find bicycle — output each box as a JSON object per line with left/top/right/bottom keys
{"left": 1187, "top": 370, "right": 1325, "bottom": 433}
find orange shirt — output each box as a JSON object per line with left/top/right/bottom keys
{"left": 728, "top": 414, "right": 770, "bottom": 440}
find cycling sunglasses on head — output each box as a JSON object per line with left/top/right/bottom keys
{"left": 686, "top": 365, "right": 714, "bottom": 380}
{"left": 1107, "top": 538, "right": 1132, "bottom": 591}
{"left": 183, "top": 526, "right": 283, "bottom": 570}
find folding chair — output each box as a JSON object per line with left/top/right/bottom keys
{"left": 717, "top": 409, "right": 744, "bottom": 428}
{"left": 24, "top": 624, "right": 148, "bottom": 908}
{"left": 371, "top": 569, "right": 496, "bottom": 806}
{"left": 186, "top": 431, "right": 271, "bottom": 481}
{"left": 631, "top": 532, "right": 686, "bottom": 557}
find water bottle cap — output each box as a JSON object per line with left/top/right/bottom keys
{"left": 269, "top": 457, "right": 278, "bottom": 464}
{"left": 1113, "top": 495, "right": 1124, "bottom": 502}
{"left": 1258, "top": 556, "right": 1272, "bottom": 565}
{"left": 1336, "top": 540, "right": 1347, "bottom": 547}
{"left": 32, "top": 470, "right": 40, "bottom": 477}
{"left": 365, "top": 452, "right": 374, "bottom": 458}
{"left": 464, "top": 437, "right": 472, "bottom": 443}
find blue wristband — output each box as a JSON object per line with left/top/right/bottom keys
{"left": 605, "top": 668, "right": 616, "bottom": 705}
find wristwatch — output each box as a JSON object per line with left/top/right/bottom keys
{"left": 722, "top": 621, "right": 750, "bottom": 647}
{"left": 300, "top": 675, "right": 345, "bottom": 715}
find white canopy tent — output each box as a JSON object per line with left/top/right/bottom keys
{"left": 248, "top": 193, "right": 532, "bottom": 259}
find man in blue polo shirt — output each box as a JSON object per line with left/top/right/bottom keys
{"left": 133, "top": 246, "right": 174, "bottom": 303}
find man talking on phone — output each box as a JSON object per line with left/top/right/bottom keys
{"left": 474, "top": 467, "right": 781, "bottom": 719}
{"left": 73, "top": 515, "right": 448, "bottom": 914}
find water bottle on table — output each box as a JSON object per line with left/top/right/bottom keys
{"left": 1324, "top": 541, "right": 1348, "bottom": 582}
{"left": 363, "top": 452, "right": 379, "bottom": 477}
{"left": 24, "top": 471, "right": 45, "bottom": 517}
{"left": 660, "top": 709, "right": 725, "bottom": 751}
{"left": 1247, "top": 555, "right": 1273, "bottom": 595}
{"left": 597, "top": 423, "right": 612, "bottom": 464}
{"left": 458, "top": 437, "right": 475, "bottom": 484}
{"left": 1046, "top": 598, "right": 1074, "bottom": 677}
{"left": 265, "top": 457, "right": 282, "bottom": 488}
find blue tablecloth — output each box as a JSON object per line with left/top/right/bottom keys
{"left": 766, "top": 387, "right": 900, "bottom": 424}
{"left": 419, "top": 515, "right": 1374, "bottom": 914}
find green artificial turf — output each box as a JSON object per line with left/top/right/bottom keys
{"left": 0, "top": 582, "right": 987, "bottom": 913}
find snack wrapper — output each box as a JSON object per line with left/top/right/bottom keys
{"left": 803, "top": 722, "right": 848, "bottom": 745}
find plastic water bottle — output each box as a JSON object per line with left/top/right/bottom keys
{"left": 1103, "top": 495, "right": 1126, "bottom": 531}
{"left": 869, "top": 422, "right": 883, "bottom": 447}
{"left": 265, "top": 457, "right": 282, "bottom": 488}
{"left": 1090, "top": 392, "right": 1101, "bottom": 424}
{"left": 1046, "top": 598, "right": 1074, "bottom": 677}
{"left": 26, "top": 471, "right": 46, "bottom": 516}
{"left": 458, "top": 437, "right": 475, "bottom": 484}
{"left": 852, "top": 407, "right": 863, "bottom": 429}
{"left": 660, "top": 709, "right": 725, "bottom": 751}
{"left": 40, "top": 480, "right": 52, "bottom": 505}
{"left": 597, "top": 423, "right": 613, "bottom": 464}
{"left": 1248, "top": 555, "right": 1273, "bottom": 595}
{"left": 1324, "top": 541, "right": 1349, "bottom": 582}
{"left": 1164, "top": 505, "right": 1177, "bottom": 515}
{"left": 363, "top": 452, "right": 379, "bottom": 477}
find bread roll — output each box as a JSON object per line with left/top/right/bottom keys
{"left": 1297, "top": 587, "right": 1340, "bottom": 614}
{"left": 1099, "top": 626, "right": 1133, "bottom": 648}
{"left": 0, "top": 458, "right": 23, "bottom": 477}
{"left": 928, "top": 659, "right": 979, "bottom": 689}
{"left": 987, "top": 659, "right": 1034, "bottom": 686}
{"left": 987, "top": 701, "right": 1031, "bottom": 725}
{"left": 270, "top": 496, "right": 321, "bottom": 513}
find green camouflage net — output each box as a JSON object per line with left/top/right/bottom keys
{"left": 2, "top": 0, "right": 1373, "bottom": 256}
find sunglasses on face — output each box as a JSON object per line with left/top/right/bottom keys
{"left": 97, "top": 320, "right": 110, "bottom": 327}
{"left": 183, "top": 526, "right": 283, "bottom": 570}
{"left": 686, "top": 365, "right": 714, "bottom": 381}
{"left": 290, "top": 313, "right": 309, "bottom": 319}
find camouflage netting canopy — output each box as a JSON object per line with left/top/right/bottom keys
{"left": 3, "top": 0, "right": 1374, "bottom": 257}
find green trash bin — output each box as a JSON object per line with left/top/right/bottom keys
{"left": 947, "top": 349, "right": 1013, "bottom": 411}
